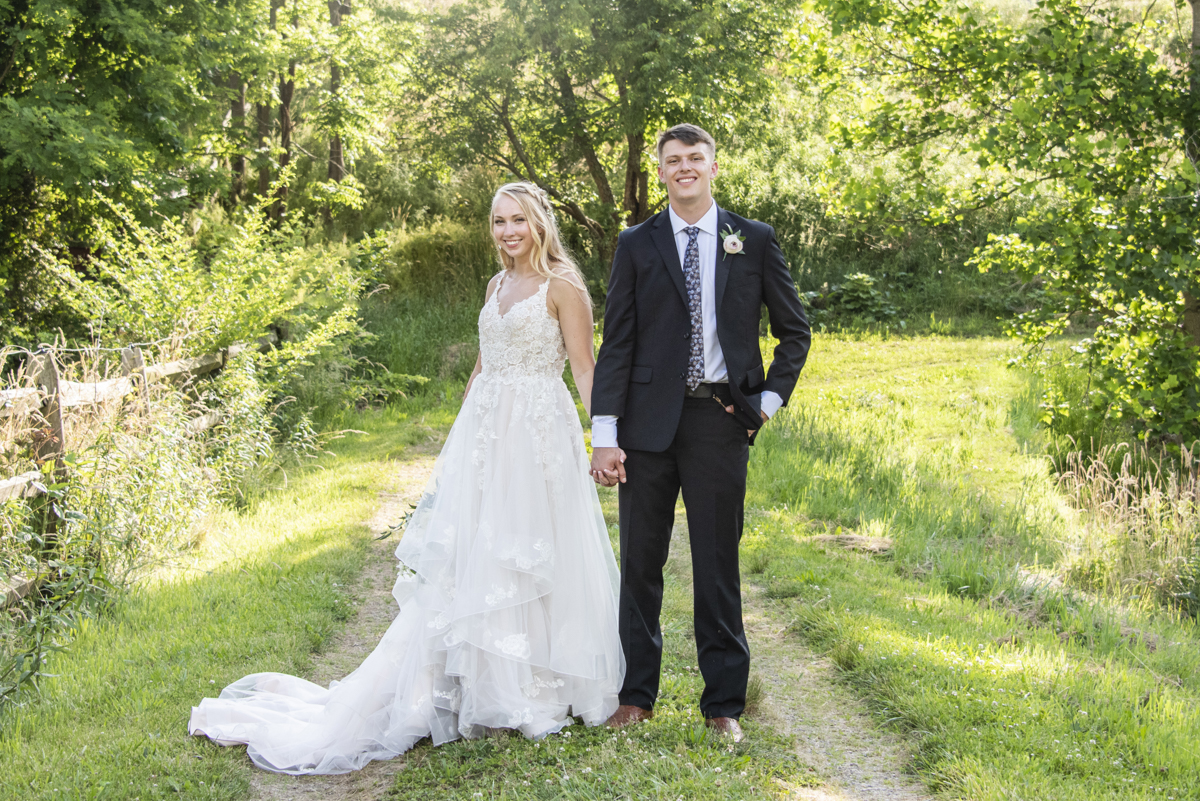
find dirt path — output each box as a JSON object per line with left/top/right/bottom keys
{"left": 668, "top": 524, "right": 935, "bottom": 801}
{"left": 248, "top": 458, "right": 932, "bottom": 801}
{"left": 743, "top": 589, "right": 935, "bottom": 801}
{"left": 248, "top": 451, "right": 437, "bottom": 801}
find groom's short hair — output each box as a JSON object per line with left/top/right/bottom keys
{"left": 657, "top": 124, "right": 716, "bottom": 160}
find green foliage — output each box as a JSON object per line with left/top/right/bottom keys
{"left": 0, "top": 0, "right": 412, "bottom": 340}
{"left": 203, "top": 353, "right": 276, "bottom": 504}
{"left": 414, "top": 0, "right": 801, "bottom": 258}
{"left": 368, "top": 217, "right": 497, "bottom": 302}
{"left": 805, "top": 272, "right": 900, "bottom": 325}
{"left": 809, "top": 0, "right": 1200, "bottom": 441}
{"left": 57, "top": 197, "right": 363, "bottom": 375}
{"left": 745, "top": 331, "right": 1200, "bottom": 797}
{"left": 712, "top": 85, "right": 1034, "bottom": 329}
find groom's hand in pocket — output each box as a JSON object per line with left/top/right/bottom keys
{"left": 590, "top": 447, "right": 626, "bottom": 486}
{"left": 724, "top": 404, "right": 770, "bottom": 438}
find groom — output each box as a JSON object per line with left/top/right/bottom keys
{"left": 589, "top": 124, "right": 811, "bottom": 741}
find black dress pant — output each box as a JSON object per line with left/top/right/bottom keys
{"left": 616, "top": 390, "right": 750, "bottom": 719}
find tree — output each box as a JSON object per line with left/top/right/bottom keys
{"left": 0, "top": 0, "right": 257, "bottom": 338}
{"left": 414, "top": 0, "right": 795, "bottom": 265}
{"left": 327, "top": 0, "right": 351, "bottom": 184}
{"left": 810, "top": 0, "right": 1200, "bottom": 442}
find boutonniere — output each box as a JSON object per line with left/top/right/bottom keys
{"left": 720, "top": 225, "right": 745, "bottom": 261}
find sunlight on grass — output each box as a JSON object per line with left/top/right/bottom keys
{"left": 0, "top": 404, "right": 438, "bottom": 800}
{"left": 746, "top": 332, "right": 1200, "bottom": 800}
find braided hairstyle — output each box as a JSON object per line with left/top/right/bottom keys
{"left": 490, "top": 182, "right": 586, "bottom": 294}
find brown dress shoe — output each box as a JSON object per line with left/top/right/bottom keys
{"left": 605, "top": 704, "right": 654, "bottom": 728}
{"left": 705, "top": 716, "right": 745, "bottom": 743}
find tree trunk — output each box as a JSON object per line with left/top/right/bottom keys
{"left": 1186, "top": 0, "right": 1200, "bottom": 348}
{"left": 328, "top": 0, "right": 349, "bottom": 184}
{"left": 550, "top": 64, "right": 616, "bottom": 213}
{"left": 256, "top": 99, "right": 271, "bottom": 196}
{"left": 256, "top": 1, "right": 280, "bottom": 198}
{"left": 276, "top": 2, "right": 298, "bottom": 219}
{"left": 622, "top": 130, "right": 650, "bottom": 226}
{"left": 229, "top": 73, "right": 247, "bottom": 205}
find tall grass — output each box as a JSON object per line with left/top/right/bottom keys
{"left": 0, "top": 342, "right": 324, "bottom": 708}
{"left": 1057, "top": 444, "right": 1200, "bottom": 615}
{"left": 345, "top": 216, "right": 499, "bottom": 393}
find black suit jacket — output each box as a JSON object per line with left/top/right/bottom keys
{"left": 592, "top": 205, "right": 811, "bottom": 452}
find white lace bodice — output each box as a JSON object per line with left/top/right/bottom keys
{"left": 477, "top": 276, "right": 567, "bottom": 383}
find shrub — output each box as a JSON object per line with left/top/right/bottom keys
{"left": 56, "top": 196, "right": 362, "bottom": 363}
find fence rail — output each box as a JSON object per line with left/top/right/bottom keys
{"left": 0, "top": 334, "right": 278, "bottom": 607}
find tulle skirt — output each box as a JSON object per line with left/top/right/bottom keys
{"left": 188, "top": 374, "right": 624, "bottom": 774}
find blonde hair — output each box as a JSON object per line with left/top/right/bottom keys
{"left": 490, "top": 182, "right": 586, "bottom": 293}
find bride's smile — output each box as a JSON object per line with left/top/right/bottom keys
{"left": 492, "top": 197, "right": 534, "bottom": 263}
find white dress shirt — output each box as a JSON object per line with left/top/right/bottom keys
{"left": 591, "top": 202, "right": 783, "bottom": 449}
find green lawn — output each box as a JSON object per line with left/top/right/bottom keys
{"left": 0, "top": 401, "right": 457, "bottom": 800}
{"left": 746, "top": 332, "right": 1200, "bottom": 800}
{"left": 3, "top": 331, "right": 1198, "bottom": 800}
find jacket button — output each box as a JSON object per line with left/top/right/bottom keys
{"left": 678, "top": 372, "right": 685, "bottom": 379}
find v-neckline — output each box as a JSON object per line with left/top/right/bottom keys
{"left": 494, "top": 275, "right": 547, "bottom": 320}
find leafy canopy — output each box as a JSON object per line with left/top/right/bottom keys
{"left": 808, "top": 0, "right": 1200, "bottom": 442}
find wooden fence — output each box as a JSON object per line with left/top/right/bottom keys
{"left": 0, "top": 334, "right": 277, "bottom": 607}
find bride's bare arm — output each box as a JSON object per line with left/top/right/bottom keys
{"left": 465, "top": 274, "right": 503, "bottom": 399}
{"left": 548, "top": 271, "right": 597, "bottom": 418}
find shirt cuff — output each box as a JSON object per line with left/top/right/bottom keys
{"left": 590, "top": 415, "right": 619, "bottom": 448}
{"left": 760, "top": 391, "right": 783, "bottom": 419}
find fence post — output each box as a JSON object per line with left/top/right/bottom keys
{"left": 28, "top": 354, "right": 65, "bottom": 468}
{"left": 28, "top": 352, "right": 66, "bottom": 544}
{"left": 120, "top": 346, "right": 150, "bottom": 411}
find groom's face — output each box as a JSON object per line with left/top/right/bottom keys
{"left": 657, "top": 140, "right": 717, "bottom": 207}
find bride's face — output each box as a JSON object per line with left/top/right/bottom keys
{"left": 492, "top": 196, "right": 534, "bottom": 264}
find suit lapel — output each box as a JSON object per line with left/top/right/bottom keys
{"left": 650, "top": 209, "right": 689, "bottom": 308}
{"left": 714, "top": 206, "right": 732, "bottom": 320}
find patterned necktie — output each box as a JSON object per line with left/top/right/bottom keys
{"left": 682, "top": 226, "right": 705, "bottom": 390}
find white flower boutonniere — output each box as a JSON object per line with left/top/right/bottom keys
{"left": 720, "top": 225, "right": 745, "bottom": 261}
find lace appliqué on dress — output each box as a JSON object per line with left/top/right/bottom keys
{"left": 470, "top": 279, "right": 570, "bottom": 491}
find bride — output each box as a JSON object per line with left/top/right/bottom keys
{"left": 189, "top": 182, "right": 625, "bottom": 775}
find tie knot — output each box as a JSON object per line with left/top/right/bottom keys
{"left": 684, "top": 226, "right": 700, "bottom": 242}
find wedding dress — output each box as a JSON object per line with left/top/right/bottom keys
{"left": 189, "top": 276, "right": 624, "bottom": 774}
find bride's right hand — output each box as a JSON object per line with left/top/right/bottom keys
{"left": 590, "top": 447, "right": 626, "bottom": 486}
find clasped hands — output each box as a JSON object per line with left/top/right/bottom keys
{"left": 588, "top": 405, "right": 769, "bottom": 486}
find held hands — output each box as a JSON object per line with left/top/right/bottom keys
{"left": 588, "top": 407, "right": 768, "bottom": 486}
{"left": 590, "top": 447, "right": 626, "bottom": 487}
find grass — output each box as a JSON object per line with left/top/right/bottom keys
{"left": 747, "top": 542, "right": 1200, "bottom": 799}
{"left": 750, "top": 331, "right": 1064, "bottom": 569}
{"left": 745, "top": 330, "right": 1200, "bottom": 799}
{"left": 7, "top": 327, "right": 1200, "bottom": 800}
{"left": 0, "top": 381, "right": 814, "bottom": 800}
{"left": 0, "top": 398, "right": 457, "bottom": 800}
